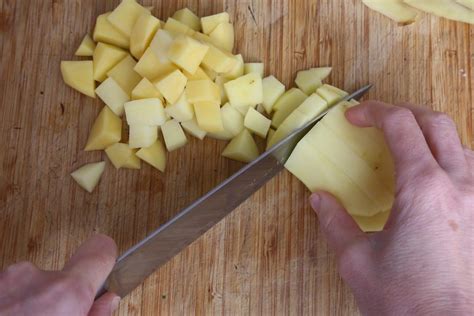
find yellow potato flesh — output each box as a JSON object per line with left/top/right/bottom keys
{"left": 161, "top": 119, "right": 188, "bottom": 151}
{"left": 70, "top": 162, "right": 106, "bottom": 193}
{"left": 209, "top": 22, "right": 234, "bottom": 52}
{"left": 131, "top": 78, "right": 164, "bottom": 101}
{"left": 75, "top": 34, "right": 96, "bottom": 57}
{"left": 201, "top": 12, "right": 230, "bottom": 34}
{"left": 134, "top": 48, "right": 178, "bottom": 81}
{"left": 61, "top": 61, "right": 95, "bottom": 98}
{"left": 107, "top": 0, "right": 150, "bottom": 38}
{"left": 106, "top": 55, "right": 142, "bottom": 96}
{"left": 193, "top": 101, "right": 224, "bottom": 133}
{"left": 172, "top": 8, "right": 201, "bottom": 31}
{"left": 136, "top": 141, "right": 167, "bottom": 172}
{"left": 154, "top": 70, "right": 188, "bottom": 104}
{"left": 262, "top": 75, "right": 286, "bottom": 114}
{"left": 95, "top": 77, "right": 130, "bottom": 116}
{"left": 224, "top": 73, "right": 263, "bottom": 109}
{"left": 222, "top": 129, "right": 259, "bottom": 163}
{"left": 93, "top": 13, "right": 129, "bottom": 49}
{"left": 85, "top": 106, "right": 122, "bottom": 151}
{"left": 130, "top": 13, "right": 160, "bottom": 59}
{"left": 105, "top": 143, "right": 141, "bottom": 169}
{"left": 168, "top": 36, "right": 209, "bottom": 74}
{"left": 93, "top": 43, "right": 127, "bottom": 82}
{"left": 185, "top": 79, "right": 221, "bottom": 104}
{"left": 244, "top": 107, "right": 271, "bottom": 138}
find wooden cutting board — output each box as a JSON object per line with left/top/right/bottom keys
{"left": 0, "top": 0, "right": 472, "bottom": 314}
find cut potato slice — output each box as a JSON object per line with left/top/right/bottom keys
{"left": 134, "top": 48, "right": 178, "bottom": 81}
{"left": 85, "top": 106, "right": 122, "bottom": 151}
{"left": 168, "top": 36, "right": 209, "bottom": 74}
{"left": 75, "top": 34, "right": 96, "bottom": 56}
{"left": 95, "top": 77, "right": 130, "bottom": 116}
{"left": 457, "top": 0, "right": 474, "bottom": 10}
{"left": 316, "top": 84, "right": 348, "bottom": 106}
{"left": 154, "top": 69, "right": 188, "bottom": 104}
{"left": 224, "top": 73, "right": 263, "bottom": 109}
{"left": 222, "top": 129, "right": 259, "bottom": 163}
{"left": 106, "top": 55, "right": 142, "bottom": 96}
{"left": 294, "top": 69, "right": 323, "bottom": 95}
{"left": 201, "top": 64, "right": 218, "bottom": 81}
{"left": 353, "top": 210, "right": 390, "bottom": 232}
{"left": 244, "top": 107, "right": 271, "bottom": 138}
{"left": 164, "top": 17, "right": 195, "bottom": 36}
{"left": 262, "top": 75, "right": 286, "bottom": 114}
{"left": 244, "top": 63, "right": 264, "bottom": 77}
{"left": 221, "top": 103, "right": 244, "bottom": 136}
{"left": 130, "top": 13, "right": 160, "bottom": 59}
{"left": 61, "top": 61, "right": 95, "bottom": 98}
{"left": 363, "top": 0, "right": 419, "bottom": 24}
{"left": 223, "top": 54, "right": 244, "bottom": 79}
{"left": 202, "top": 45, "right": 238, "bottom": 73}
{"left": 93, "top": 13, "right": 129, "bottom": 49}
{"left": 136, "top": 140, "right": 167, "bottom": 172}
{"left": 165, "top": 92, "right": 194, "bottom": 122}
{"left": 183, "top": 67, "right": 211, "bottom": 81}
{"left": 404, "top": 0, "right": 474, "bottom": 24}
{"left": 271, "top": 88, "right": 308, "bottom": 128}
{"left": 194, "top": 101, "right": 224, "bottom": 133}
{"left": 129, "top": 124, "right": 158, "bottom": 149}
{"left": 215, "top": 75, "right": 230, "bottom": 103}
{"left": 209, "top": 22, "right": 234, "bottom": 51}
{"left": 107, "top": 0, "right": 150, "bottom": 38}
{"left": 105, "top": 143, "right": 141, "bottom": 169}
{"left": 172, "top": 8, "right": 201, "bottom": 31}
{"left": 181, "top": 118, "right": 207, "bottom": 140}
{"left": 267, "top": 93, "right": 328, "bottom": 148}
{"left": 124, "top": 98, "right": 166, "bottom": 126}
{"left": 71, "top": 162, "right": 106, "bottom": 193}
{"left": 161, "top": 119, "right": 188, "bottom": 151}
{"left": 149, "top": 29, "right": 175, "bottom": 62}
{"left": 131, "top": 77, "right": 164, "bottom": 101}
{"left": 201, "top": 12, "right": 230, "bottom": 34}
{"left": 93, "top": 43, "right": 127, "bottom": 82}
{"left": 193, "top": 31, "right": 213, "bottom": 44}
{"left": 185, "top": 79, "right": 221, "bottom": 103}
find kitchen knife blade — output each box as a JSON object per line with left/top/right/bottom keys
{"left": 101, "top": 84, "right": 372, "bottom": 298}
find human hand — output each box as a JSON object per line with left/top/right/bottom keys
{"left": 0, "top": 234, "right": 119, "bottom": 316}
{"left": 310, "top": 101, "right": 473, "bottom": 315}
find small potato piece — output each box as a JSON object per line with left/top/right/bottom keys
{"left": 185, "top": 80, "right": 221, "bottom": 103}
{"left": 134, "top": 48, "right": 178, "bottom": 81}
{"left": 164, "top": 17, "right": 195, "bottom": 36}
{"left": 71, "top": 162, "right": 106, "bottom": 193}
{"left": 93, "top": 43, "right": 127, "bottom": 82}
{"left": 107, "top": 0, "right": 150, "bottom": 38}
{"left": 295, "top": 67, "right": 332, "bottom": 95}
{"left": 244, "top": 63, "right": 264, "bottom": 77}
{"left": 223, "top": 54, "right": 244, "bottom": 80}
{"left": 194, "top": 101, "right": 224, "bottom": 133}
{"left": 131, "top": 78, "right": 164, "bottom": 101}
{"left": 201, "top": 45, "right": 238, "bottom": 73}
{"left": 224, "top": 73, "right": 263, "bottom": 109}
{"left": 85, "top": 107, "right": 122, "bottom": 151}
{"left": 61, "top": 61, "right": 95, "bottom": 98}
{"left": 271, "top": 88, "right": 308, "bottom": 128}
{"left": 168, "top": 36, "right": 209, "bottom": 74}
{"left": 93, "top": 13, "right": 129, "bottom": 49}
{"left": 262, "top": 75, "right": 285, "bottom": 114}
{"left": 244, "top": 107, "right": 271, "bottom": 138}
{"left": 181, "top": 118, "right": 207, "bottom": 140}
{"left": 124, "top": 98, "right": 167, "bottom": 126}
{"left": 222, "top": 129, "right": 259, "bottom": 163}
{"left": 106, "top": 55, "right": 142, "bottom": 96}
{"left": 136, "top": 141, "right": 167, "bottom": 172}
{"left": 201, "top": 12, "right": 230, "bottom": 34}
{"left": 172, "top": 8, "right": 201, "bottom": 31}
{"left": 215, "top": 75, "right": 229, "bottom": 103}
{"left": 75, "top": 34, "right": 96, "bottom": 56}
{"left": 105, "top": 143, "right": 141, "bottom": 169}
{"left": 183, "top": 67, "right": 211, "bottom": 81}
{"left": 149, "top": 29, "right": 175, "bottom": 62}
{"left": 209, "top": 22, "right": 234, "bottom": 51}
{"left": 165, "top": 93, "right": 194, "bottom": 122}
{"left": 221, "top": 103, "right": 244, "bottom": 136}
{"left": 95, "top": 77, "right": 130, "bottom": 116}
{"left": 129, "top": 124, "right": 158, "bottom": 149}
{"left": 130, "top": 13, "right": 160, "bottom": 59}
{"left": 316, "top": 84, "right": 348, "bottom": 106}
{"left": 154, "top": 69, "right": 188, "bottom": 104}
{"left": 161, "top": 119, "right": 188, "bottom": 151}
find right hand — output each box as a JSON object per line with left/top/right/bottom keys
{"left": 310, "top": 101, "right": 473, "bottom": 315}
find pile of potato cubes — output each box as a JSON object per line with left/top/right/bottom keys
{"left": 63, "top": 0, "right": 346, "bottom": 193}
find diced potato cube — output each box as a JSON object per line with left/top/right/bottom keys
{"left": 130, "top": 13, "right": 160, "bottom": 59}
{"left": 271, "top": 88, "right": 308, "bottom": 128}
{"left": 183, "top": 67, "right": 211, "bottom": 81}
{"left": 222, "top": 129, "right": 259, "bottom": 163}
{"left": 124, "top": 98, "right": 166, "bottom": 126}
{"left": 316, "top": 84, "right": 348, "bottom": 106}
{"left": 75, "top": 34, "right": 96, "bottom": 56}
{"left": 244, "top": 63, "right": 264, "bottom": 77}
{"left": 244, "top": 107, "right": 271, "bottom": 138}
{"left": 164, "top": 17, "right": 195, "bottom": 36}
{"left": 165, "top": 92, "right": 194, "bottom": 122}
{"left": 95, "top": 77, "right": 130, "bottom": 116}
{"left": 207, "top": 129, "right": 234, "bottom": 141}
{"left": 201, "top": 65, "right": 217, "bottom": 80}
{"left": 353, "top": 210, "right": 390, "bottom": 233}
{"left": 105, "top": 143, "right": 141, "bottom": 169}
{"left": 185, "top": 80, "right": 221, "bottom": 104}
{"left": 201, "top": 45, "right": 238, "bottom": 73}
{"left": 107, "top": 0, "right": 150, "bottom": 38}
{"left": 161, "top": 119, "right": 188, "bottom": 151}
{"left": 93, "top": 13, "right": 129, "bottom": 49}
{"left": 294, "top": 68, "right": 331, "bottom": 95}
{"left": 262, "top": 75, "right": 286, "bottom": 114}
{"left": 168, "top": 36, "right": 209, "bottom": 74}
{"left": 172, "top": 8, "right": 201, "bottom": 31}
{"left": 134, "top": 48, "right": 178, "bottom": 81}
{"left": 61, "top": 61, "right": 95, "bottom": 98}
{"left": 149, "top": 29, "right": 175, "bottom": 62}
{"left": 215, "top": 75, "right": 229, "bottom": 103}
{"left": 93, "top": 43, "right": 127, "bottom": 82}
{"left": 223, "top": 54, "right": 244, "bottom": 79}
{"left": 181, "top": 118, "right": 207, "bottom": 140}
{"left": 194, "top": 101, "right": 224, "bottom": 133}
{"left": 209, "top": 22, "right": 234, "bottom": 51}
{"left": 221, "top": 103, "right": 244, "bottom": 136}
{"left": 230, "top": 103, "right": 251, "bottom": 116}
{"left": 224, "top": 73, "right": 263, "bottom": 109}
{"left": 85, "top": 106, "right": 122, "bottom": 151}
{"left": 71, "top": 162, "right": 106, "bottom": 193}
{"left": 106, "top": 55, "right": 142, "bottom": 96}
{"left": 129, "top": 124, "right": 158, "bottom": 148}
{"left": 201, "top": 12, "right": 230, "bottom": 34}
{"left": 136, "top": 140, "right": 167, "bottom": 172}
{"left": 192, "top": 31, "right": 213, "bottom": 44}
{"left": 154, "top": 70, "right": 187, "bottom": 104}
{"left": 131, "top": 78, "right": 164, "bottom": 101}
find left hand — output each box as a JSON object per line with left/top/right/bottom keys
{"left": 0, "top": 234, "right": 119, "bottom": 316}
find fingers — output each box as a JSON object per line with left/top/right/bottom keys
{"left": 346, "top": 101, "right": 438, "bottom": 182}
{"left": 396, "top": 103, "right": 467, "bottom": 178}
{"left": 63, "top": 234, "right": 118, "bottom": 301}
{"left": 88, "top": 292, "right": 120, "bottom": 316}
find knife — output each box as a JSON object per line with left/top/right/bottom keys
{"left": 100, "top": 84, "right": 372, "bottom": 298}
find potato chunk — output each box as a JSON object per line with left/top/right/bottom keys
{"left": 61, "top": 61, "right": 95, "bottom": 98}
{"left": 71, "top": 162, "right": 106, "bottom": 193}
{"left": 85, "top": 106, "right": 122, "bottom": 151}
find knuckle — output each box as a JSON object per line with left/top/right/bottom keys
{"left": 337, "top": 245, "right": 366, "bottom": 282}
{"left": 4, "top": 261, "right": 37, "bottom": 275}
{"left": 425, "top": 112, "right": 455, "bottom": 129}
{"left": 384, "top": 107, "right": 415, "bottom": 128}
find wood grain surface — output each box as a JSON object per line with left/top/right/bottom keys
{"left": 0, "top": 0, "right": 472, "bottom": 315}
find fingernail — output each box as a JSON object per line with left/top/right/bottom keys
{"left": 111, "top": 296, "right": 121, "bottom": 311}
{"left": 310, "top": 193, "right": 321, "bottom": 213}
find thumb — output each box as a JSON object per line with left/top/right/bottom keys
{"left": 88, "top": 292, "right": 120, "bottom": 316}
{"left": 310, "top": 192, "right": 371, "bottom": 259}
